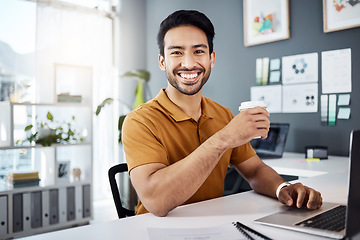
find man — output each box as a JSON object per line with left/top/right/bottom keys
{"left": 122, "top": 10, "right": 322, "bottom": 217}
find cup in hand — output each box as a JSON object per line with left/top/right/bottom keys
{"left": 238, "top": 101, "right": 267, "bottom": 139}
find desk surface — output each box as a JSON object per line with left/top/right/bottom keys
{"left": 23, "top": 153, "right": 350, "bottom": 240}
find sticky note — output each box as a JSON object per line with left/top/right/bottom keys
{"left": 270, "top": 58, "right": 281, "bottom": 70}
{"left": 338, "top": 107, "right": 351, "bottom": 119}
{"left": 269, "top": 71, "right": 281, "bottom": 83}
{"left": 337, "top": 94, "right": 350, "bottom": 106}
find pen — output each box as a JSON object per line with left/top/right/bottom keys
{"left": 234, "top": 221, "right": 273, "bottom": 240}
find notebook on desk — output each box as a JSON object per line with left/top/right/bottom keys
{"left": 251, "top": 123, "right": 289, "bottom": 159}
{"left": 255, "top": 129, "right": 360, "bottom": 239}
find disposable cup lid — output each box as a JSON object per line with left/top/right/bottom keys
{"left": 239, "top": 101, "right": 267, "bottom": 111}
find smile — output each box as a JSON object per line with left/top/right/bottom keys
{"left": 179, "top": 73, "right": 199, "bottom": 79}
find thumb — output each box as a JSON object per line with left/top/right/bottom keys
{"left": 280, "top": 190, "right": 294, "bottom": 207}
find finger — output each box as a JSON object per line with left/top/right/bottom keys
{"left": 247, "top": 107, "right": 270, "bottom": 116}
{"left": 296, "top": 186, "right": 307, "bottom": 208}
{"left": 306, "top": 189, "right": 317, "bottom": 209}
{"left": 279, "top": 189, "right": 294, "bottom": 207}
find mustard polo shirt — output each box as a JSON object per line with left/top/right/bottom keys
{"left": 122, "top": 89, "right": 256, "bottom": 215}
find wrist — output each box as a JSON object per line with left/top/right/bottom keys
{"left": 276, "top": 182, "right": 291, "bottom": 199}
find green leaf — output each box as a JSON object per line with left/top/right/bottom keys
{"left": 96, "top": 98, "right": 114, "bottom": 115}
{"left": 25, "top": 125, "right": 33, "bottom": 131}
{"left": 118, "top": 115, "right": 127, "bottom": 131}
{"left": 118, "top": 115, "right": 127, "bottom": 144}
{"left": 47, "top": 112, "right": 53, "bottom": 121}
{"left": 122, "top": 69, "right": 150, "bottom": 82}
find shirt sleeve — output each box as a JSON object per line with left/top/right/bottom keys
{"left": 122, "top": 110, "right": 169, "bottom": 172}
{"left": 229, "top": 141, "right": 257, "bottom": 166}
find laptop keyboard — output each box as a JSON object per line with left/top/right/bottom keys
{"left": 295, "top": 205, "right": 346, "bottom": 232}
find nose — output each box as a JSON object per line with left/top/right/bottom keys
{"left": 181, "top": 53, "right": 196, "bottom": 68}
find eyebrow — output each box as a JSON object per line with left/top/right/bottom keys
{"left": 167, "top": 44, "right": 208, "bottom": 50}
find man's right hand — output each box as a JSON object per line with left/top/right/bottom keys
{"left": 217, "top": 106, "right": 270, "bottom": 150}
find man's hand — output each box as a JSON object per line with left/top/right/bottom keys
{"left": 278, "top": 183, "right": 323, "bottom": 209}
{"left": 218, "top": 107, "right": 270, "bottom": 150}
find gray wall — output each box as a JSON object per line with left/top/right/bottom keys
{"left": 145, "top": 0, "right": 360, "bottom": 156}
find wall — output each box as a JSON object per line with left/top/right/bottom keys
{"left": 145, "top": 0, "right": 360, "bottom": 156}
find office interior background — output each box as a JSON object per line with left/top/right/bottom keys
{"left": 0, "top": 0, "right": 359, "bottom": 236}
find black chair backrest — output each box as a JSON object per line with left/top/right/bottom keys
{"left": 108, "top": 163, "right": 135, "bottom": 218}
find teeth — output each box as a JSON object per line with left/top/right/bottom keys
{"left": 180, "top": 73, "right": 198, "bottom": 79}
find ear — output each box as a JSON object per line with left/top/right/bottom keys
{"left": 158, "top": 54, "right": 166, "bottom": 71}
{"left": 210, "top": 51, "right": 216, "bottom": 69}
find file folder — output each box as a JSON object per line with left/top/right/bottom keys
{"left": 0, "top": 195, "right": 8, "bottom": 235}
{"left": 31, "top": 191, "right": 42, "bottom": 228}
{"left": 83, "top": 184, "right": 91, "bottom": 218}
{"left": 13, "top": 193, "right": 23, "bottom": 232}
{"left": 58, "top": 188, "right": 67, "bottom": 223}
{"left": 42, "top": 190, "right": 50, "bottom": 227}
{"left": 67, "top": 187, "right": 75, "bottom": 221}
{"left": 49, "top": 189, "right": 59, "bottom": 225}
{"left": 23, "top": 192, "right": 31, "bottom": 231}
{"left": 75, "top": 185, "right": 83, "bottom": 220}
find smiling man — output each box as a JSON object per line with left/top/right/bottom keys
{"left": 122, "top": 10, "right": 322, "bottom": 217}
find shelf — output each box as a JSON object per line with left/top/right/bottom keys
{"left": 0, "top": 179, "right": 91, "bottom": 194}
{"left": 10, "top": 102, "right": 92, "bottom": 108}
{"left": 0, "top": 142, "right": 92, "bottom": 150}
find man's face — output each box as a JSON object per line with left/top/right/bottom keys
{"left": 159, "top": 25, "right": 215, "bottom": 96}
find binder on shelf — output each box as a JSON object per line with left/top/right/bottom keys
{"left": 75, "top": 185, "right": 83, "bottom": 220}
{"left": 31, "top": 191, "right": 42, "bottom": 228}
{"left": 42, "top": 190, "right": 50, "bottom": 227}
{"left": 83, "top": 184, "right": 91, "bottom": 218}
{"left": 58, "top": 188, "right": 67, "bottom": 223}
{"left": 49, "top": 189, "right": 59, "bottom": 225}
{"left": 0, "top": 195, "right": 8, "bottom": 235}
{"left": 23, "top": 192, "right": 31, "bottom": 231}
{"left": 13, "top": 193, "right": 23, "bottom": 233}
{"left": 67, "top": 187, "right": 75, "bottom": 221}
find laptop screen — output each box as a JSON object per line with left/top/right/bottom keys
{"left": 250, "top": 123, "right": 290, "bottom": 158}
{"left": 346, "top": 129, "right": 360, "bottom": 239}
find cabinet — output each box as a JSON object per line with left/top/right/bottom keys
{"left": 0, "top": 63, "right": 93, "bottom": 239}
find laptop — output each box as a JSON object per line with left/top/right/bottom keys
{"left": 251, "top": 123, "right": 289, "bottom": 159}
{"left": 255, "top": 129, "right": 360, "bottom": 239}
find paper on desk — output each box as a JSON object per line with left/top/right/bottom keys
{"left": 148, "top": 223, "right": 247, "bottom": 240}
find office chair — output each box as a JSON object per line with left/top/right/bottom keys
{"left": 108, "top": 163, "right": 135, "bottom": 218}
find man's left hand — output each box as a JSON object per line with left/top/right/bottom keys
{"left": 278, "top": 182, "right": 323, "bottom": 209}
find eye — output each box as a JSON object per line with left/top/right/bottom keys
{"left": 194, "top": 50, "right": 205, "bottom": 54}
{"left": 170, "top": 51, "right": 182, "bottom": 55}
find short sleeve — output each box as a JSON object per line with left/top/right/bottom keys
{"left": 230, "top": 142, "right": 257, "bottom": 166}
{"left": 122, "top": 110, "right": 169, "bottom": 172}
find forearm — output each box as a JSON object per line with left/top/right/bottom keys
{"left": 248, "top": 164, "right": 285, "bottom": 198}
{"left": 131, "top": 133, "right": 229, "bottom": 216}
{"left": 235, "top": 157, "right": 284, "bottom": 199}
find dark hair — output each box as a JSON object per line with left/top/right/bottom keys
{"left": 157, "top": 10, "right": 215, "bottom": 57}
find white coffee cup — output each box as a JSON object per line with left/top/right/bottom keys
{"left": 238, "top": 101, "right": 267, "bottom": 111}
{"left": 239, "top": 101, "right": 267, "bottom": 139}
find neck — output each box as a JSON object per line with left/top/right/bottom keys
{"left": 165, "top": 86, "right": 202, "bottom": 121}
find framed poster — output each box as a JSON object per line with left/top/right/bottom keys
{"left": 57, "top": 160, "right": 70, "bottom": 183}
{"left": 243, "top": 0, "right": 290, "bottom": 46}
{"left": 323, "top": 0, "right": 360, "bottom": 33}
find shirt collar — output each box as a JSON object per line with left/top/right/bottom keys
{"left": 154, "top": 89, "right": 213, "bottom": 122}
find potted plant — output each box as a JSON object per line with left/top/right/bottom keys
{"left": 19, "top": 111, "right": 84, "bottom": 147}
{"left": 96, "top": 69, "right": 151, "bottom": 143}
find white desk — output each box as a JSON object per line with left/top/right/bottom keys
{"left": 22, "top": 153, "right": 349, "bottom": 240}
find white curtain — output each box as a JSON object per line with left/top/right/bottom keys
{"left": 36, "top": 2, "right": 115, "bottom": 200}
